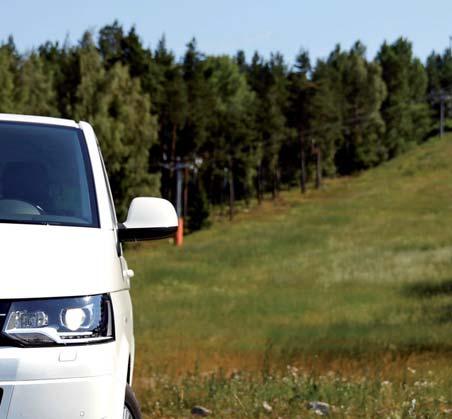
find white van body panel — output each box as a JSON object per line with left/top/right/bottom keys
{"left": 0, "top": 113, "right": 79, "bottom": 128}
{"left": 0, "top": 224, "right": 126, "bottom": 299}
{"left": 79, "top": 120, "right": 117, "bottom": 230}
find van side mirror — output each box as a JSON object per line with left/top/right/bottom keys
{"left": 118, "top": 197, "right": 178, "bottom": 242}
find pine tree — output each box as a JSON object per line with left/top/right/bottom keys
{"left": 287, "top": 49, "right": 313, "bottom": 192}
{"left": 179, "top": 39, "right": 213, "bottom": 227}
{"left": 202, "top": 55, "right": 255, "bottom": 219}
{"left": 121, "top": 26, "right": 151, "bottom": 79}
{"left": 74, "top": 32, "right": 159, "bottom": 219}
{"left": 426, "top": 48, "right": 452, "bottom": 134}
{"left": 247, "top": 52, "right": 266, "bottom": 202}
{"left": 97, "top": 63, "right": 159, "bottom": 218}
{"left": 247, "top": 52, "right": 289, "bottom": 200}
{"left": 15, "top": 52, "right": 57, "bottom": 116}
{"left": 264, "top": 53, "right": 290, "bottom": 198}
{"left": 154, "top": 37, "right": 188, "bottom": 162}
{"left": 309, "top": 59, "right": 342, "bottom": 179}
{"left": 0, "top": 39, "right": 17, "bottom": 113}
{"left": 74, "top": 32, "right": 106, "bottom": 121}
{"left": 329, "top": 43, "right": 386, "bottom": 174}
{"left": 181, "top": 39, "right": 211, "bottom": 155}
{"left": 98, "top": 21, "right": 124, "bottom": 70}
{"left": 152, "top": 36, "right": 188, "bottom": 203}
{"left": 377, "top": 38, "right": 431, "bottom": 158}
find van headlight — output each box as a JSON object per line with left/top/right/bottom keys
{"left": 2, "top": 294, "right": 113, "bottom": 346}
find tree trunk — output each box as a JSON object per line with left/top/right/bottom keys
{"left": 256, "top": 164, "right": 262, "bottom": 205}
{"left": 272, "top": 167, "right": 280, "bottom": 199}
{"left": 171, "top": 124, "right": 177, "bottom": 162}
{"left": 315, "top": 147, "right": 322, "bottom": 189}
{"left": 300, "top": 132, "right": 307, "bottom": 194}
{"left": 271, "top": 173, "right": 276, "bottom": 200}
{"left": 161, "top": 166, "right": 171, "bottom": 200}
{"left": 220, "top": 170, "right": 226, "bottom": 216}
{"left": 160, "top": 121, "right": 169, "bottom": 200}
{"left": 244, "top": 171, "right": 250, "bottom": 208}
{"left": 228, "top": 165, "right": 235, "bottom": 221}
{"left": 183, "top": 165, "right": 189, "bottom": 219}
{"left": 169, "top": 124, "right": 177, "bottom": 202}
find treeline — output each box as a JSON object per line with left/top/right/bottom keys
{"left": 0, "top": 22, "right": 450, "bottom": 229}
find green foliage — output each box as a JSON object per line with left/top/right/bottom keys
{"left": 0, "top": 24, "right": 446, "bottom": 222}
{"left": 203, "top": 55, "right": 255, "bottom": 161}
{"left": 426, "top": 48, "right": 452, "bottom": 92}
{"left": 74, "top": 32, "right": 158, "bottom": 219}
{"left": 98, "top": 20, "right": 125, "bottom": 69}
{"left": 74, "top": 32, "right": 105, "bottom": 120}
{"left": 426, "top": 48, "right": 452, "bottom": 132}
{"left": 0, "top": 42, "right": 16, "bottom": 113}
{"left": 328, "top": 43, "right": 387, "bottom": 173}
{"left": 309, "top": 59, "right": 342, "bottom": 176}
{"left": 181, "top": 39, "right": 213, "bottom": 156}
{"left": 93, "top": 63, "right": 159, "bottom": 219}
{"left": 286, "top": 49, "right": 314, "bottom": 175}
{"left": 38, "top": 41, "right": 80, "bottom": 117}
{"left": 247, "top": 52, "right": 290, "bottom": 197}
{"left": 15, "top": 52, "right": 57, "bottom": 116}
{"left": 377, "top": 38, "right": 431, "bottom": 158}
{"left": 186, "top": 178, "right": 210, "bottom": 231}
{"left": 153, "top": 36, "right": 188, "bottom": 170}
{"left": 201, "top": 55, "right": 256, "bottom": 216}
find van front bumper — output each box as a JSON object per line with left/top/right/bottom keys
{"left": 0, "top": 342, "right": 124, "bottom": 419}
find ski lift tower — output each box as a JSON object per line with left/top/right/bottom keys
{"left": 161, "top": 157, "right": 203, "bottom": 246}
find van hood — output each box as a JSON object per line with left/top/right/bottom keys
{"left": 0, "top": 223, "right": 125, "bottom": 299}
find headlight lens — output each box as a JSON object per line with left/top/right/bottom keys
{"left": 2, "top": 294, "right": 113, "bottom": 346}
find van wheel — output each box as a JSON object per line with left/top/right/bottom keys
{"left": 123, "top": 384, "right": 141, "bottom": 419}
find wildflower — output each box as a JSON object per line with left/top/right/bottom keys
{"left": 263, "top": 401, "right": 273, "bottom": 413}
{"left": 408, "top": 399, "right": 416, "bottom": 417}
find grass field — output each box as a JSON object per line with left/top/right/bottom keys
{"left": 127, "top": 135, "right": 452, "bottom": 417}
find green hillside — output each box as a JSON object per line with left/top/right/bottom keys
{"left": 128, "top": 135, "right": 452, "bottom": 417}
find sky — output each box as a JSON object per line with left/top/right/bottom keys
{"left": 1, "top": 0, "right": 452, "bottom": 65}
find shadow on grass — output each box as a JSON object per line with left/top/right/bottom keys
{"left": 436, "top": 304, "right": 452, "bottom": 323}
{"left": 268, "top": 321, "right": 452, "bottom": 365}
{"left": 404, "top": 279, "right": 452, "bottom": 324}
{"left": 405, "top": 278, "right": 452, "bottom": 298}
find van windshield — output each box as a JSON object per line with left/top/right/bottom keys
{"left": 0, "top": 122, "right": 99, "bottom": 227}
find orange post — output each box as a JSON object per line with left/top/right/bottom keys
{"left": 175, "top": 217, "right": 184, "bottom": 246}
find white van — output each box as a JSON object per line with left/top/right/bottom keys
{"left": 0, "top": 114, "right": 178, "bottom": 419}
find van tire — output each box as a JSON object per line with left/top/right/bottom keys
{"left": 124, "top": 384, "right": 141, "bottom": 419}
